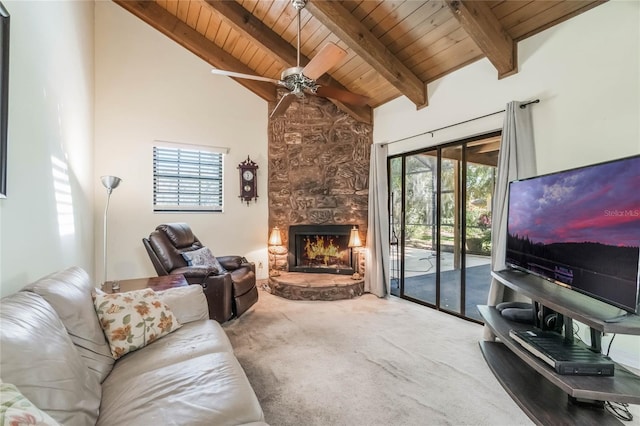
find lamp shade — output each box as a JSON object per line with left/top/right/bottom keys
{"left": 101, "top": 175, "right": 122, "bottom": 191}
{"left": 348, "top": 226, "right": 362, "bottom": 248}
{"left": 269, "top": 226, "right": 283, "bottom": 246}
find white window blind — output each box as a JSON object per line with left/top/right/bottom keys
{"left": 153, "top": 146, "right": 223, "bottom": 212}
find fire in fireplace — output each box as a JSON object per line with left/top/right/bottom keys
{"left": 288, "top": 225, "right": 356, "bottom": 275}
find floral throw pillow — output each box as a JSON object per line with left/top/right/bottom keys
{"left": 0, "top": 382, "right": 60, "bottom": 426}
{"left": 182, "top": 247, "right": 227, "bottom": 273}
{"left": 94, "top": 289, "right": 181, "bottom": 359}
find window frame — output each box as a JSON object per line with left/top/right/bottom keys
{"left": 152, "top": 142, "right": 227, "bottom": 213}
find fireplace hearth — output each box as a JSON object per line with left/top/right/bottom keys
{"left": 288, "top": 225, "right": 356, "bottom": 275}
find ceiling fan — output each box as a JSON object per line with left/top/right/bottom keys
{"left": 210, "top": 0, "right": 369, "bottom": 119}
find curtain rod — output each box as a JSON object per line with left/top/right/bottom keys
{"left": 382, "top": 99, "right": 540, "bottom": 146}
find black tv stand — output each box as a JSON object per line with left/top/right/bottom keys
{"left": 568, "top": 395, "right": 605, "bottom": 410}
{"left": 479, "top": 270, "right": 640, "bottom": 425}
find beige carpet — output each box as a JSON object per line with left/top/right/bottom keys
{"left": 223, "top": 289, "right": 533, "bottom": 426}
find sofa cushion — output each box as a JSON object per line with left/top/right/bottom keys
{"left": 0, "top": 292, "right": 101, "bottom": 425}
{"left": 105, "top": 320, "right": 234, "bottom": 378}
{"left": 98, "top": 352, "right": 265, "bottom": 426}
{"left": 94, "top": 289, "right": 182, "bottom": 359}
{"left": 182, "top": 247, "right": 227, "bottom": 273}
{"left": 22, "top": 266, "right": 115, "bottom": 383}
{"left": 0, "top": 382, "right": 60, "bottom": 426}
{"left": 157, "top": 284, "right": 209, "bottom": 324}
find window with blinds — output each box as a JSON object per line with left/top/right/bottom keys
{"left": 153, "top": 146, "right": 223, "bottom": 212}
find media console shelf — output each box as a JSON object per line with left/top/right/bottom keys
{"left": 479, "top": 270, "right": 640, "bottom": 425}
{"left": 492, "top": 270, "right": 640, "bottom": 334}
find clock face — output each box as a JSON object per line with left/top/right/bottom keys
{"left": 243, "top": 170, "right": 254, "bottom": 181}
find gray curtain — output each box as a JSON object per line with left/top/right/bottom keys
{"left": 365, "top": 143, "right": 390, "bottom": 297}
{"left": 484, "top": 101, "right": 537, "bottom": 340}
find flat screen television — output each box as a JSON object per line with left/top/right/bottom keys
{"left": 505, "top": 155, "right": 640, "bottom": 314}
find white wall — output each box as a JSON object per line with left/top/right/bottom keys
{"left": 374, "top": 0, "right": 639, "bottom": 368}
{"left": 94, "top": 2, "right": 269, "bottom": 282}
{"left": 375, "top": 0, "right": 639, "bottom": 171}
{"left": 0, "top": 0, "right": 95, "bottom": 296}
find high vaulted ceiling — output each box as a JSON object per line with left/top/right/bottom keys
{"left": 114, "top": 0, "right": 605, "bottom": 124}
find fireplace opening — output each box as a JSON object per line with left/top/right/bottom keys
{"left": 288, "top": 225, "right": 356, "bottom": 275}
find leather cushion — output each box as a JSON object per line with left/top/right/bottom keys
{"left": 149, "top": 231, "right": 188, "bottom": 272}
{"left": 99, "top": 352, "right": 265, "bottom": 426}
{"left": 103, "top": 320, "right": 234, "bottom": 377}
{"left": 0, "top": 292, "right": 101, "bottom": 425}
{"left": 23, "top": 266, "right": 115, "bottom": 383}
{"left": 157, "top": 223, "right": 199, "bottom": 249}
{"left": 157, "top": 285, "right": 209, "bottom": 324}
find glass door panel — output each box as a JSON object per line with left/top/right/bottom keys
{"left": 402, "top": 151, "right": 437, "bottom": 304}
{"left": 464, "top": 138, "right": 499, "bottom": 321}
{"left": 440, "top": 146, "right": 462, "bottom": 314}
{"left": 389, "top": 157, "right": 402, "bottom": 296}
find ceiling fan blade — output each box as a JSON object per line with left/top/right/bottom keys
{"left": 315, "top": 85, "right": 370, "bottom": 106}
{"left": 270, "top": 92, "right": 297, "bottom": 119}
{"left": 302, "top": 42, "right": 347, "bottom": 80}
{"left": 211, "top": 69, "right": 282, "bottom": 85}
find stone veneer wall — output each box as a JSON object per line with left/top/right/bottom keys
{"left": 268, "top": 93, "right": 373, "bottom": 272}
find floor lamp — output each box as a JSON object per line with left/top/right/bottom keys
{"left": 101, "top": 175, "right": 122, "bottom": 288}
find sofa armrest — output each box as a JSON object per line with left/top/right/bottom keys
{"left": 157, "top": 285, "right": 209, "bottom": 324}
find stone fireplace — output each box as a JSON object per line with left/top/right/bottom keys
{"left": 288, "top": 224, "right": 355, "bottom": 275}
{"left": 268, "top": 92, "right": 373, "bottom": 275}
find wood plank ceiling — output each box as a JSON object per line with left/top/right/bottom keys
{"left": 114, "top": 0, "right": 606, "bottom": 124}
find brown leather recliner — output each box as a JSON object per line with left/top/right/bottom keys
{"left": 142, "top": 223, "right": 258, "bottom": 322}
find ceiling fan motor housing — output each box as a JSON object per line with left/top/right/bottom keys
{"left": 281, "top": 67, "right": 318, "bottom": 95}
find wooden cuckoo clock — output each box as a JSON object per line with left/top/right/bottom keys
{"left": 238, "top": 156, "right": 258, "bottom": 205}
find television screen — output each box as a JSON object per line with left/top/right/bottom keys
{"left": 506, "top": 155, "right": 640, "bottom": 314}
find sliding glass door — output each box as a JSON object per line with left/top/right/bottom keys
{"left": 389, "top": 134, "right": 499, "bottom": 322}
{"left": 391, "top": 151, "right": 438, "bottom": 304}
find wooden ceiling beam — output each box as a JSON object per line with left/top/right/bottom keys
{"left": 203, "top": 0, "right": 301, "bottom": 68}
{"left": 203, "top": 0, "right": 371, "bottom": 124}
{"left": 113, "top": 0, "right": 277, "bottom": 102}
{"left": 306, "top": 0, "right": 428, "bottom": 109}
{"left": 445, "top": 0, "right": 517, "bottom": 79}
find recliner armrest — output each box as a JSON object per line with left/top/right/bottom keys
{"left": 172, "top": 266, "right": 221, "bottom": 278}
{"left": 218, "top": 255, "right": 254, "bottom": 272}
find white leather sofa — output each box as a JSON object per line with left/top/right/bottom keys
{"left": 0, "top": 267, "right": 266, "bottom": 426}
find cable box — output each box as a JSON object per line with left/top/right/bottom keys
{"left": 509, "top": 329, "right": 614, "bottom": 376}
